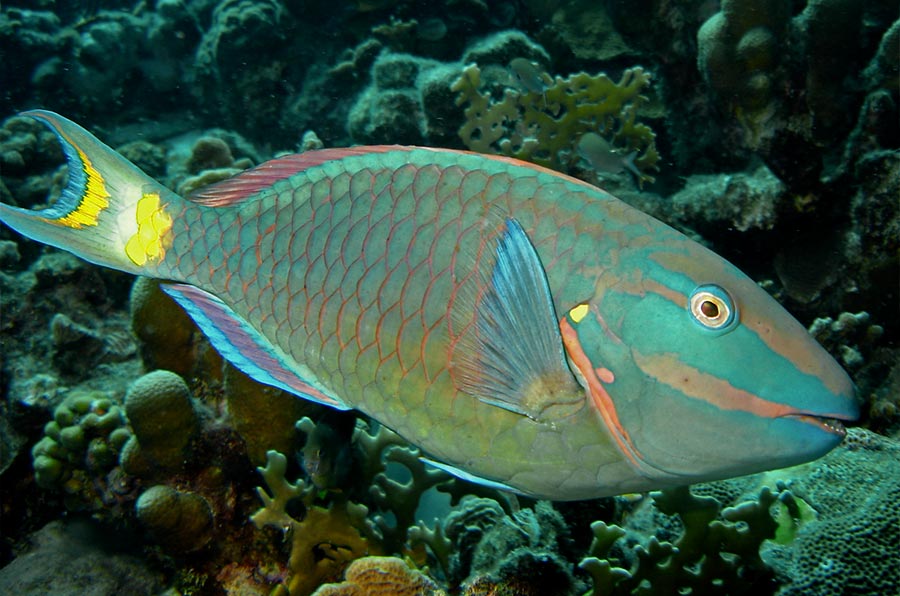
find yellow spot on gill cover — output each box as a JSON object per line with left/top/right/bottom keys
{"left": 569, "top": 303, "right": 590, "bottom": 323}
{"left": 125, "top": 193, "right": 173, "bottom": 266}
{"left": 56, "top": 146, "right": 109, "bottom": 228}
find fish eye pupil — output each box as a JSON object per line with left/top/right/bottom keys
{"left": 700, "top": 300, "right": 719, "bottom": 318}
{"left": 689, "top": 285, "right": 736, "bottom": 331}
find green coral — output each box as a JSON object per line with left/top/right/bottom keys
{"left": 130, "top": 277, "right": 223, "bottom": 380}
{"left": 252, "top": 450, "right": 378, "bottom": 596}
{"left": 225, "top": 365, "right": 316, "bottom": 466}
{"left": 31, "top": 389, "right": 131, "bottom": 510}
{"left": 762, "top": 429, "right": 900, "bottom": 595}
{"left": 579, "top": 486, "right": 780, "bottom": 595}
{"left": 452, "top": 62, "right": 659, "bottom": 185}
{"left": 251, "top": 417, "right": 512, "bottom": 595}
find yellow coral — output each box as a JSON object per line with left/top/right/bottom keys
{"left": 452, "top": 63, "right": 659, "bottom": 184}
{"left": 311, "top": 556, "right": 444, "bottom": 596}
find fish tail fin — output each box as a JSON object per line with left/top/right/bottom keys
{"left": 0, "top": 110, "right": 179, "bottom": 276}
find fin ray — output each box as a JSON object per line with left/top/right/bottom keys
{"left": 188, "top": 147, "right": 400, "bottom": 207}
{"left": 0, "top": 110, "right": 177, "bottom": 276}
{"left": 451, "top": 217, "right": 582, "bottom": 420}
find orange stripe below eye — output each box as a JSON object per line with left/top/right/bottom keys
{"left": 632, "top": 351, "right": 794, "bottom": 418}
{"left": 560, "top": 317, "right": 645, "bottom": 470}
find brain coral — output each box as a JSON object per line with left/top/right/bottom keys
{"left": 123, "top": 370, "right": 199, "bottom": 470}
{"left": 762, "top": 429, "right": 900, "bottom": 595}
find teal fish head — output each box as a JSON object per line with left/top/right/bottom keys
{"left": 561, "top": 237, "right": 858, "bottom": 486}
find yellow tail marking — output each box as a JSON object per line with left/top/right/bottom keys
{"left": 54, "top": 145, "right": 110, "bottom": 228}
{"left": 125, "top": 193, "right": 173, "bottom": 266}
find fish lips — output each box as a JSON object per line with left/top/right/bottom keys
{"left": 783, "top": 411, "right": 855, "bottom": 438}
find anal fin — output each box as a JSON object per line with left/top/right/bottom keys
{"left": 161, "top": 283, "right": 349, "bottom": 410}
{"left": 420, "top": 457, "right": 519, "bottom": 493}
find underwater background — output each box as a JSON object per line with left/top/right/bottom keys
{"left": 0, "top": 1, "right": 897, "bottom": 595}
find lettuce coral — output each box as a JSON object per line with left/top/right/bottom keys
{"left": 452, "top": 62, "right": 660, "bottom": 185}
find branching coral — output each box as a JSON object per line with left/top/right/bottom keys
{"left": 252, "top": 450, "right": 379, "bottom": 596}
{"left": 579, "top": 486, "right": 780, "bottom": 595}
{"left": 452, "top": 63, "right": 660, "bottom": 185}
{"left": 252, "top": 418, "right": 468, "bottom": 595}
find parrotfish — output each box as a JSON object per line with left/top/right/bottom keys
{"left": 0, "top": 111, "right": 857, "bottom": 500}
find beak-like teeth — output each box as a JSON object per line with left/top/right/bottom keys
{"left": 789, "top": 414, "right": 847, "bottom": 437}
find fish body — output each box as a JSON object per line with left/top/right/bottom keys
{"left": 0, "top": 112, "right": 857, "bottom": 500}
{"left": 508, "top": 58, "right": 552, "bottom": 98}
{"left": 577, "top": 131, "right": 642, "bottom": 182}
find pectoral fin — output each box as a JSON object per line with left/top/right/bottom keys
{"left": 451, "top": 217, "right": 584, "bottom": 421}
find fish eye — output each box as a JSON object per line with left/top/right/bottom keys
{"left": 689, "top": 285, "right": 736, "bottom": 331}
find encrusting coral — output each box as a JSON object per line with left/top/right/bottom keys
{"left": 762, "top": 429, "right": 900, "bottom": 596}
{"left": 452, "top": 62, "right": 660, "bottom": 185}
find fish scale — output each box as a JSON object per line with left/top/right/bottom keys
{"left": 0, "top": 111, "right": 857, "bottom": 500}
{"left": 162, "top": 156, "right": 600, "bottom": 468}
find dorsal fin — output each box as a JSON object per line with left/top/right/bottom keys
{"left": 187, "top": 146, "right": 401, "bottom": 207}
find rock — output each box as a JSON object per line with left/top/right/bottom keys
{"left": 0, "top": 519, "right": 163, "bottom": 595}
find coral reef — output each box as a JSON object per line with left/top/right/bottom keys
{"left": 224, "top": 364, "right": 314, "bottom": 466}
{"left": 123, "top": 370, "right": 199, "bottom": 472}
{"left": 0, "top": 2, "right": 897, "bottom": 595}
{"left": 453, "top": 61, "right": 659, "bottom": 184}
{"left": 193, "top": 0, "right": 295, "bottom": 134}
{"left": 252, "top": 450, "right": 378, "bottom": 596}
{"left": 762, "top": 429, "right": 900, "bottom": 595}
{"left": 667, "top": 163, "right": 784, "bottom": 233}
{"left": 579, "top": 486, "right": 779, "bottom": 595}
{"left": 30, "top": 389, "right": 132, "bottom": 511}
{"left": 447, "top": 497, "right": 577, "bottom": 594}
{"left": 0, "top": 519, "right": 165, "bottom": 594}
{"left": 348, "top": 51, "right": 440, "bottom": 145}
{"left": 129, "top": 277, "right": 216, "bottom": 378}
{"left": 696, "top": 0, "right": 790, "bottom": 147}
{"left": 135, "top": 484, "right": 214, "bottom": 553}
{"left": 311, "top": 556, "right": 444, "bottom": 596}
{"left": 250, "top": 416, "right": 465, "bottom": 593}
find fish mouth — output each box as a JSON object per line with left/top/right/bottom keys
{"left": 784, "top": 413, "right": 849, "bottom": 437}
